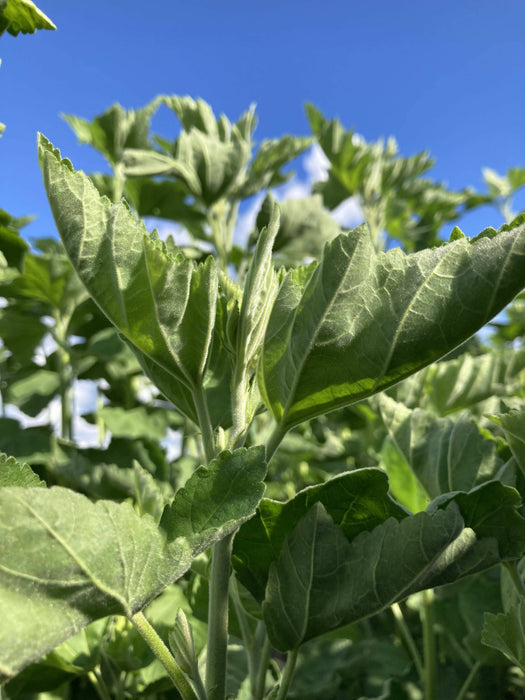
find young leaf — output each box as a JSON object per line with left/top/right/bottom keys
{"left": 489, "top": 408, "right": 525, "bottom": 475}
{"left": 259, "top": 219, "right": 525, "bottom": 432}
{"left": 0, "top": 487, "right": 193, "bottom": 681}
{"left": 160, "top": 446, "right": 267, "bottom": 553}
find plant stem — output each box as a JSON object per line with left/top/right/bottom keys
{"left": 421, "top": 588, "right": 437, "bottom": 700}
{"left": 275, "top": 649, "right": 298, "bottom": 700}
{"left": 193, "top": 385, "right": 215, "bottom": 464}
{"left": 53, "top": 314, "right": 73, "bottom": 441}
{"left": 254, "top": 632, "right": 271, "bottom": 700}
{"left": 230, "top": 577, "right": 256, "bottom": 694}
{"left": 454, "top": 660, "right": 482, "bottom": 700}
{"left": 87, "top": 667, "right": 112, "bottom": 700}
{"left": 391, "top": 602, "right": 424, "bottom": 682}
{"left": 504, "top": 560, "right": 525, "bottom": 598}
{"left": 265, "top": 423, "right": 287, "bottom": 464}
{"left": 130, "top": 611, "right": 198, "bottom": 700}
{"left": 206, "top": 532, "right": 234, "bottom": 700}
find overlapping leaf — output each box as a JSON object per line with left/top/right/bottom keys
{"left": 259, "top": 219, "right": 525, "bottom": 432}
{"left": 263, "top": 480, "right": 525, "bottom": 651}
{"left": 0, "top": 453, "right": 45, "bottom": 487}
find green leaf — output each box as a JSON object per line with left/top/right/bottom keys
{"left": 232, "top": 468, "right": 407, "bottom": 602}
{"left": 38, "top": 135, "right": 221, "bottom": 422}
{"left": 489, "top": 408, "right": 525, "bottom": 475}
{"left": 482, "top": 601, "right": 525, "bottom": 670}
{"left": 0, "top": 0, "right": 55, "bottom": 36}
{"left": 63, "top": 101, "right": 159, "bottom": 167}
{"left": 235, "top": 135, "right": 313, "bottom": 199}
{"left": 161, "top": 446, "right": 267, "bottom": 553}
{"left": 254, "top": 194, "right": 341, "bottom": 263}
{"left": 0, "top": 487, "right": 193, "bottom": 681}
{"left": 378, "top": 394, "right": 503, "bottom": 500}
{"left": 259, "top": 219, "right": 525, "bottom": 432}
{"left": 96, "top": 405, "right": 179, "bottom": 441}
{"left": 6, "top": 368, "right": 60, "bottom": 416}
{"left": 0, "top": 453, "right": 45, "bottom": 487}
{"left": 262, "top": 498, "right": 511, "bottom": 651}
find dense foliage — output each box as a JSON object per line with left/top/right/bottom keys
{"left": 3, "top": 8, "right": 525, "bottom": 700}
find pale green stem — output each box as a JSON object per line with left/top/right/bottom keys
{"left": 130, "top": 612, "right": 198, "bottom": 700}
{"left": 454, "top": 660, "right": 482, "bottom": 700}
{"left": 53, "top": 314, "right": 73, "bottom": 441}
{"left": 504, "top": 560, "right": 525, "bottom": 598}
{"left": 230, "top": 577, "right": 256, "bottom": 695}
{"left": 391, "top": 602, "right": 424, "bottom": 682}
{"left": 275, "top": 649, "right": 298, "bottom": 700}
{"left": 206, "top": 532, "right": 235, "bottom": 700}
{"left": 421, "top": 589, "right": 437, "bottom": 700}
{"left": 265, "top": 423, "right": 287, "bottom": 464}
{"left": 112, "top": 162, "right": 125, "bottom": 203}
{"left": 193, "top": 385, "right": 215, "bottom": 464}
{"left": 88, "top": 668, "right": 112, "bottom": 700}
{"left": 254, "top": 632, "right": 272, "bottom": 700}
{"left": 229, "top": 361, "right": 249, "bottom": 449}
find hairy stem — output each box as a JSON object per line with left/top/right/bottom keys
{"left": 275, "top": 649, "right": 298, "bottom": 700}
{"left": 193, "top": 385, "right": 215, "bottom": 464}
{"left": 130, "top": 612, "right": 198, "bottom": 700}
{"left": 87, "top": 669, "right": 112, "bottom": 700}
{"left": 206, "top": 532, "right": 235, "bottom": 700}
{"left": 265, "top": 423, "right": 287, "bottom": 464}
{"left": 230, "top": 577, "right": 256, "bottom": 695}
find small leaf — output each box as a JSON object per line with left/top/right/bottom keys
{"left": 482, "top": 601, "right": 525, "bottom": 670}
{"left": 0, "top": 0, "right": 55, "bottom": 36}
{"left": 0, "top": 453, "right": 45, "bottom": 488}
{"left": 161, "top": 446, "right": 267, "bottom": 553}
{"left": 489, "top": 408, "right": 525, "bottom": 475}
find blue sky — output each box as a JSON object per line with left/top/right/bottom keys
{"left": 1, "top": 0, "right": 525, "bottom": 242}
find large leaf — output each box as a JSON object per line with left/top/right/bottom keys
{"left": 263, "top": 489, "right": 525, "bottom": 651}
{"left": 161, "top": 446, "right": 267, "bottom": 553}
{"left": 259, "top": 220, "right": 525, "bottom": 432}
{"left": 232, "top": 468, "right": 407, "bottom": 602}
{"left": 378, "top": 394, "right": 503, "bottom": 500}
{"left": 38, "top": 135, "right": 221, "bottom": 422}
{"left": 0, "top": 487, "right": 193, "bottom": 681}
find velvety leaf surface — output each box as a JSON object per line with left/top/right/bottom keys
{"left": 259, "top": 219, "right": 525, "bottom": 431}
{"left": 161, "top": 447, "right": 267, "bottom": 553}
{"left": 0, "top": 453, "right": 45, "bottom": 488}
{"left": 262, "top": 500, "right": 508, "bottom": 651}
{"left": 0, "top": 487, "right": 192, "bottom": 681}
{"left": 38, "top": 135, "right": 220, "bottom": 421}
{"left": 232, "top": 468, "right": 407, "bottom": 602}
{"left": 378, "top": 394, "right": 502, "bottom": 499}
{"left": 482, "top": 601, "right": 525, "bottom": 670}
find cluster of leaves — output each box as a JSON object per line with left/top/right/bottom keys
{"left": 3, "top": 27, "right": 525, "bottom": 698}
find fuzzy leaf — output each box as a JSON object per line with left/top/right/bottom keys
{"left": 0, "top": 453, "right": 45, "bottom": 488}
{"left": 0, "top": 487, "right": 192, "bottom": 681}
{"left": 38, "top": 135, "right": 220, "bottom": 421}
{"left": 0, "top": 0, "right": 55, "bottom": 36}
{"left": 161, "top": 446, "right": 267, "bottom": 553}
{"left": 482, "top": 601, "right": 525, "bottom": 670}
{"left": 259, "top": 220, "right": 525, "bottom": 431}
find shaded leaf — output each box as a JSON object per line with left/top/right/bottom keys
{"left": 482, "top": 601, "right": 525, "bottom": 670}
